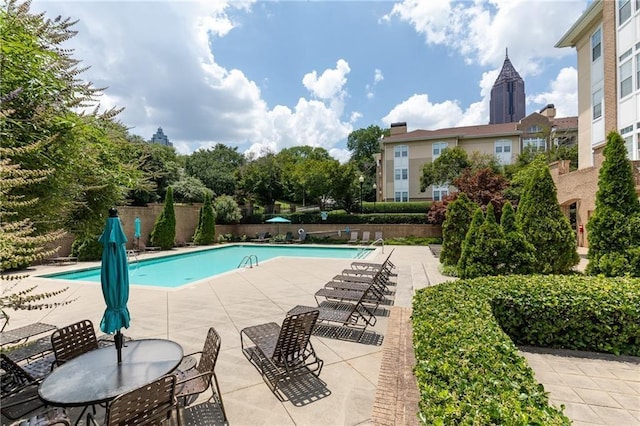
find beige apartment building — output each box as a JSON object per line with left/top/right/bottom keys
{"left": 554, "top": 0, "right": 640, "bottom": 247}
{"left": 376, "top": 106, "right": 577, "bottom": 203}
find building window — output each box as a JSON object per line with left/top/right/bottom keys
{"left": 619, "top": 0, "right": 632, "bottom": 25}
{"left": 432, "top": 185, "right": 448, "bottom": 202}
{"left": 621, "top": 60, "right": 633, "bottom": 98}
{"left": 624, "top": 135, "right": 633, "bottom": 157}
{"left": 394, "top": 191, "right": 408, "bottom": 202}
{"left": 591, "top": 28, "right": 601, "bottom": 61}
{"left": 523, "top": 137, "right": 546, "bottom": 151}
{"left": 432, "top": 142, "right": 448, "bottom": 159}
{"left": 394, "top": 168, "right": 408, "bottom": 180}
{"left": 593, "top": 89, "right": 603, "bottom": 119}
{"left": 394, "top": 145, "right": 407, "bottom": 158}
{"left": 636, "top": 54, "right": 640, "bottom": 90}
{"left": 527, "top": 125, "right": 542, "bottom": 133}
{"left": 494, "top": 139, "right": 512, "bottom": 164}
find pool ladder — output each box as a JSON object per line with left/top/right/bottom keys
{"left": 238, "top": 254, "right": 259, "bottom": 269}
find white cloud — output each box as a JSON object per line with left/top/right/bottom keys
{"left": 382, "top": 94, "right": 464, "bottom": 130}
{"left": 381, "top": 1, "right": 583, "bottom": 131}
{"left": 374, "top": 69, "right": 384, "bottom": 84}
{"left": 529, "top": 67, "right": 578, "bottom": 117}
{"left": 385, "top": 0, "right": 587, "bottom": 75}
{"left": 31, "top": 1, "right": 354, "bottom": 156}
{"left": 303, "top": 59, "right": 351, "bottom": 101}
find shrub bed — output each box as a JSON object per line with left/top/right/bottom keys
{"left": 412, "top": 275, "right": 640, "bottom": 424}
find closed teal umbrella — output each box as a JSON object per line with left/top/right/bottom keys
{"left": 99, "top": 208, "right": 131, "bottom": 363}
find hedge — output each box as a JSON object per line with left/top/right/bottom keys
{"left": 412, "top": 275, "right": 640, "bottom": 424}
{"left": 244, "top": 212, "right": 430, "bottom": 225}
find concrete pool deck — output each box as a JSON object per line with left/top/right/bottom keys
{"left": 3, "top": 244, "right": 639, "bottom": 425}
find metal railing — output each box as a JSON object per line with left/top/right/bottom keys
{"left": 237, "top": 254, "right": 259, "bottom": 269}
{"left": 370, "top": 238, "right": 385, "bottom": 253}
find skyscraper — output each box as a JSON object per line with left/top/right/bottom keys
{"left": 150, "top": 127, "right": 172, "bottom": 147}
{"left": 489, "top": 49, "right": 526, "bottom": 124}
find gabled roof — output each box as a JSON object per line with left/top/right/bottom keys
{"left": 552, "top": 117, "right": 578, "bottom": 130}
{"left": 381, "top": 115, "right": 578, "bottom": 144}
{"left": 382, "top": 122, "right": 519, "bottom": 143}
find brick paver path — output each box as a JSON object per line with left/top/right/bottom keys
{"left": 372, "top": 306, "right": 420, "bottom": 426}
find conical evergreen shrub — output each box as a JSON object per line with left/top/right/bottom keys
{"left": 150, "top": 186, "right": 176, "bottom": 250}
{"left": 587, "top": 131, "right": 640, "bottom": 276}
{"left": 193, "top": 192, "right": 216, "bottom": 245}
{"left": 440, "top": 193, "right": 477, "bottom": 266}
{"left": 459, "top": 203, "right": 505, "bottom": 278}
{"left": 516, "top": 158, "right": 578, "bottom": 274}
{"left": 457, "top": 207, "right": 483, "bottom": 278}
{"left": 500, "top": 200, "right": 536, "bottom": 274}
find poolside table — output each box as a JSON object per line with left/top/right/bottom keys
{"left": 38, "top": 339, "right": 183, "bottom": 414}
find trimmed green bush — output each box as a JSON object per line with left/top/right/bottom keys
{"left": 361, "top": 201, "right": 431, "bottom": 214}
{"left": 214, "top": 194, "right": 242, "bottom": 224}
{"left": 587, "top": 131, "right": 640, "bottom": 276}
{"left": 457, "top": 207, "right": 484, "bottom": 277}
{"left": 193, "top": 192, "right": 215, "bottom": 245}
{"left": 500, "top": 201, "right": 536, "bottom": 274}
{"left": 440, "top": 193, "right": 476, "bottom": 266}
{"left": 413, "top": 275, "right": 640, "bottom": 424}
{"left": 150, "top": 187, "right": 176, "bottom": 249}
{"left": 460, "top": 203, "right": 505, "bottom": 278}
{"left": 491, "top": 276, "right": 640, "bottom": 355}
{"left": 516, "top": 158, "right": 578, "bottom": 274}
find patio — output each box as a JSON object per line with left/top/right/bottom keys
{"left": 1, "top": 245, "right": 434, "bottom": 425}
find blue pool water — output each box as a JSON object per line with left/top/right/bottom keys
{"left": 42, "top": 245, "right": 373, "bottom": 288}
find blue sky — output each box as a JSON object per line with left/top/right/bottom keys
{"left": 32, "top": 1, "right": 587, "bottom": 161}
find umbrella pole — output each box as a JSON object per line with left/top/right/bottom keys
{"left": 115, "top": 330, "right": 123, "bottom": 364}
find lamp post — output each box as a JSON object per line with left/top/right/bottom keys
{"left": 358, "top": 175, "right": 364, "bottom": 214}
{"left": 372, "top": 183, "right": 377, "bottom": 212}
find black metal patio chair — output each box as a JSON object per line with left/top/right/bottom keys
{"left": 240, "top": 308, "right": 324, "bottom": 400}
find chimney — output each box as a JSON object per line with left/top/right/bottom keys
{"left": 390, "top": 122, "right": 407, "bottom": 135}
{"left": 540, "top": 104, "right": 556, "bottom": 119}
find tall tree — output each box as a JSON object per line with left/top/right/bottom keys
{"left": 128, "top": 141, "right": 181, "bottom": 205}
{"left": 330, "top": 161, "right": 360, "bottom": 213}
{"left": 193, "top": 192, "right": 215, "bottom": 245}
{"left": 587, "top": 131, "right": 640, "bottom": 276}
{"left": 500, "top": 200, "right": 536, "bottom": 274}
{"left": 457, "top": 203, "right": 506, "bottom": 279}
{"left": 347, "top": 125, "right": 387, "bottom": 173}
{"left": 277, "top": 146, "right": 335, "bottom": 205}
{"left": 185, "top": 144, "right": 245, "bottom": 197}
{"left": 440, "top": 193, "right": 477, "bottom": 267}
{"left": 457, "top": 207, "right": 484, "bottom": 278}
{"left": 0, "top": 1, "right": 124, "bottom": 229}
{"left": 420, "top": 146, "right": 470, "bottom": 190}
{"left": 1, "top": 1, "right": 142, "bottom": 242}
{"left": 150, "top": 187, "right": 176, "bottom": 249}
{"left": 239, "top": 153, "right": 284, "bottom": 211}
{"left": 516, "top": 158, "right": 578, "bottom": 274}
{"left": 0, "top": 140, "right": 65, "bottom": 270}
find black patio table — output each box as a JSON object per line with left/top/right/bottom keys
{"left": 38, "top": 339, "right": 183, "bottom": 408}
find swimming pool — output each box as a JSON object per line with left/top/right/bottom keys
{"left": 42, "top": 244, "right": 374, "bottom": 288}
